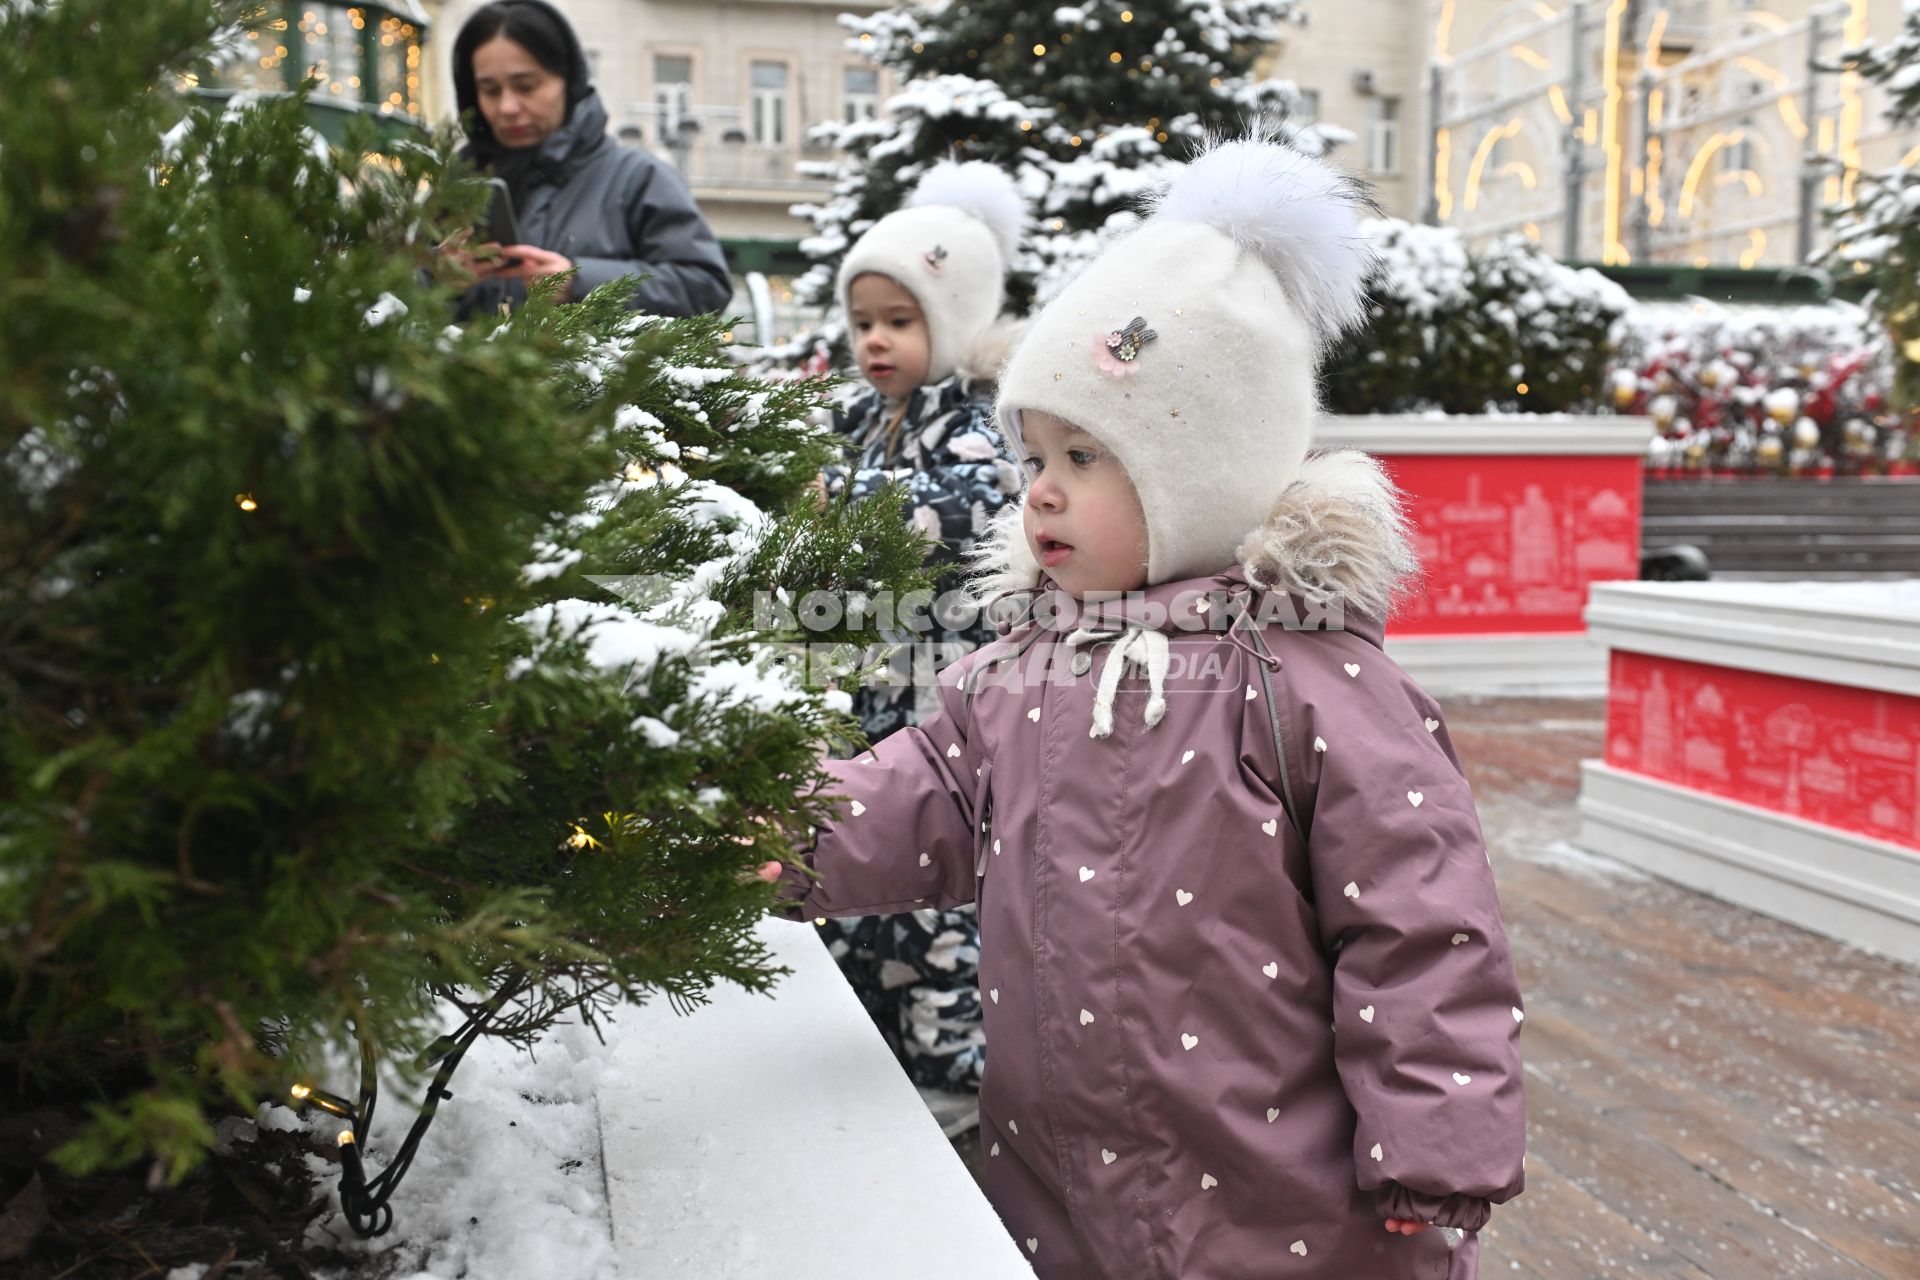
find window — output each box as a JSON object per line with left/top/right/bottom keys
{"left": 654, "top": 53, "right": 693, "bottom": 141}
{"left": 844, "top": 66, "right": 880, "bottom": 123}
{"left": 1726, "top": 122, "right": 1754, "bottom": 174}
{"left": 1367, "top": 95, "right": 1401, "bottom": 174}
{"left": 750, "top": 60, "right": 790, "bottom": 147}
{"left": 1295, "top": 87, "right": 1320, "bottom": 124}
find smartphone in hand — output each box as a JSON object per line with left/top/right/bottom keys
{"left": 480, "top": 176, "right": 524, "bottom": 268}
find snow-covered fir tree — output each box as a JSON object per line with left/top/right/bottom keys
{"left": 0, "top": 0, "right": 926, "bottom": 1267}
{"left": 792, "top": 0, "right": 1334, "bottom": 325}
{"left": 1827, "top": 2, "right": 1920, "bottom": 409}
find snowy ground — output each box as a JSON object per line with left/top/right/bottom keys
{"left": 168, "top": 1020, "right": 624, "bottom": 1280}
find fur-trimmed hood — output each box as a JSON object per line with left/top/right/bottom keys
{"left": 965, "top": 449, "right": 1419, "bottom": 626}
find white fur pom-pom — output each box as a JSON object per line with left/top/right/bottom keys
{"left": 1149, "top": 138, "right": 1377, "bottom": 348}
{"left": 907, "top": 160, "right": 1027, "bottom": 263}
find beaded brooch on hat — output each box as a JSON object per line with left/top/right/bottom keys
{"left": 1091, "top": 315, "right": 1157, "bottom": 377}
{"left": 923, "top": 245, "right": 949, "bottom": 274}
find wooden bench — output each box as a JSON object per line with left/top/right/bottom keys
{"left": 1642, "top": 478, "right": 1920, "bottom": 577}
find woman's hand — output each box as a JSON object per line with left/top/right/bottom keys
{"left": 489, "top": 244, "right": 575, "bottom": 290}
{"left": 1383, "top": 1219, "right": 1431, "bottom": 1237}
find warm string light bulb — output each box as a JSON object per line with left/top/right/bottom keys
{"left": 236, "top": 493, "right": 258, "bottom": 511}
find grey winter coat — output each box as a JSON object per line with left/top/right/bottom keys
{"left": 781, "top": 451, "right": 1527, "bottom": 1279}
{"left": 457, "top": 92, "right": 731, "bottom": 319}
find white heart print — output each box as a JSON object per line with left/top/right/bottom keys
{"left": 1200, "top": 1173, "right": 1218, "bottom": 1190}
{"left": 1194, "top": 597, "right": 1210, "bottom": 614}
{"left": 1181, "top": 1033, "right": 1199, "bottom": 1051}
{"left": 1451, "top": 933, "right": 1469, "bottom": 946}
{"left": 1262, "top": 962, "right": 1279, "bottom": 979}
{"left": 1344, "top": 663, "right": 1361, "bottom": 678}
{"left": 1245, "top": 684, "right": 1258, "bottom": 701}
{"left": 1266, "top": 1107, "right": 1280, "bottom": 1123}
{"left": 1370, "top": 1143, "right": 1383, "bottom": 1161}
{"left": 1453, "top": 1072, "right": 1472, "bottom": 1086}
{"left": 1175, "top": 889, "right": 1194, "bottom": 906}
{"left": 1425, "top": 717, "right": 1440, "bottom": 732}
{"left": 1261, "top": 818, "right": 1278, "bottom": 836}
{"left": 946, "top": 743, "right": 960, "bottom": 758}
{"left": 850, "top": 800, "right": 866, "bottom": 817}
{"left": 1313, "top": 737, "right": 1327, "bottom": 752}
{"left": 1407, "top": 791, "right": 1424, "bottom": 807}
{"left": 1343, "top": 881, "right": 1359, "bottom": 899}
{"left": 1009, "top": 1120, "right": 1019, "bottom": 1134}
{"left": 991, "top": 1142, "right": 999, "bottom": 1156}
{"left": 1027, "top": 706, "right": 1040, "bottom": 722}
{"left": 1026, "top": 1239, "right": 1038, "bottom": 1255}
{"left": 1079, "top": 1008, "right": 1095, "bottom": 1025}
{"left": 1079, "top": 866, "right": 1096, "bottom": 882}
{"left": 1101, "top": 1148, "right": 1117, "bottom": 1164}
{"left": 1290, "top": 1241, "right": 1308, "bottom": 1257}
{"left": 918, "top": 852, "right": 930, "bottom": 867}
{"left": 1359, "top": 1006, "right": 1375, "bottom": 1023}
{"left": 993, "top": 839, "right": 1001, "bottom": 856}
{"left": 989, "top": 988, "right": 999, "bottom": 1003}
{"left": 1513, "top": 1007, "right": 1526, "bottom": 1022}
{"left": 1181, "top": 749, "right": 1195, "bottom": 764}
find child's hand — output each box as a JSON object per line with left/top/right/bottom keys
{"left": 1383, "top": 1219, "right": 1430, "bottom": 1236}
{"left": 754, "top": 859, "right": 785, "bottom": 883}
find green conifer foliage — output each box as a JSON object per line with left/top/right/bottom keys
{"left": 0, "top": 0, "right": 925, "bottom": 1190}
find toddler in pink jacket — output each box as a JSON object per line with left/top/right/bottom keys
{"left": 777, "top": 137, "right": 1527, "bottom": 1279}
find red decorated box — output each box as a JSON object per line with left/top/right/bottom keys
{"left": 1579, "top": 581, "right": 1920, "bottom": 964}
{"left": 1315, "top": 416, "right": 1651, "bottom": 689}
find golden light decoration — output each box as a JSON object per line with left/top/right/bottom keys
{"left": 236, "top": 493, "right": 259, "bottom": 511}
{"left": 1033, "top": 43, "right": 1047, "bottom": 55}
{"left": 1508, "top": 43, "right": 1549, "bottom": 72}
{"left": 1599, "top": 0, "right": 1629, "bottom": 264}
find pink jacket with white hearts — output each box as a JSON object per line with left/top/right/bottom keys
{"left": 783, "top": 452, "right": 1527, "bottom": 1279}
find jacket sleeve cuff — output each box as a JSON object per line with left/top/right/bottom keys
{"left": 1374, "top": 1182, "right": 1493, "bottom": 1232}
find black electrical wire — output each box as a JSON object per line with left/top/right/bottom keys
{"left": 306, "top": 971, "right": 533, "bottom": 1239}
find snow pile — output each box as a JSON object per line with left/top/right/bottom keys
{"left": 301, "top": 1019, "right": 623, "bottom": 1279}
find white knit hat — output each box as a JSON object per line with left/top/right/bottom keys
{"left": 995, "top": 138, "right": 1377, "bottom": 585}
{"left": 837, "top": 161, "right": 1026, "bottom": 383}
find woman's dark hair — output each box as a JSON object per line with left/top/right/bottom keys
{"left": 453, "top": 1, "right": 592, "bottom": 148}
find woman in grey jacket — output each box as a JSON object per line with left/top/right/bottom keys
{"left": 451, "top": 0, "right": 731, "bottom": 318}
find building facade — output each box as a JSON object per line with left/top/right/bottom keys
{"left": 1427, "top": 0, "right": 1914, "bottom": 268}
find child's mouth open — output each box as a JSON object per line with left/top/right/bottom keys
{"left": 1038, "top": 536, "right": 1074, "bottom": 567}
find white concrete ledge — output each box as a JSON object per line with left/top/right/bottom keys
{"left": 1583, "top": 581, "right": 1920, "bottom": 698}
{"left": 1314, "top": 414, "right": 1653, "bottom": 457}
{"left": 598, "top": 918, "right": 1031, "bottom": 1278}
{"left": 1384, "top": 631, "right": 1609, "bottom": 695}
{"left": 1578, "top": 761, "right": 1920, "bottom": 968}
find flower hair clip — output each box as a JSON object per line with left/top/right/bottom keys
{"left": 923, "top": 245, "right": 949, "bottom": 274}
{"left": 1091, "top": 315, "right": 1158, "bottom": 377}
